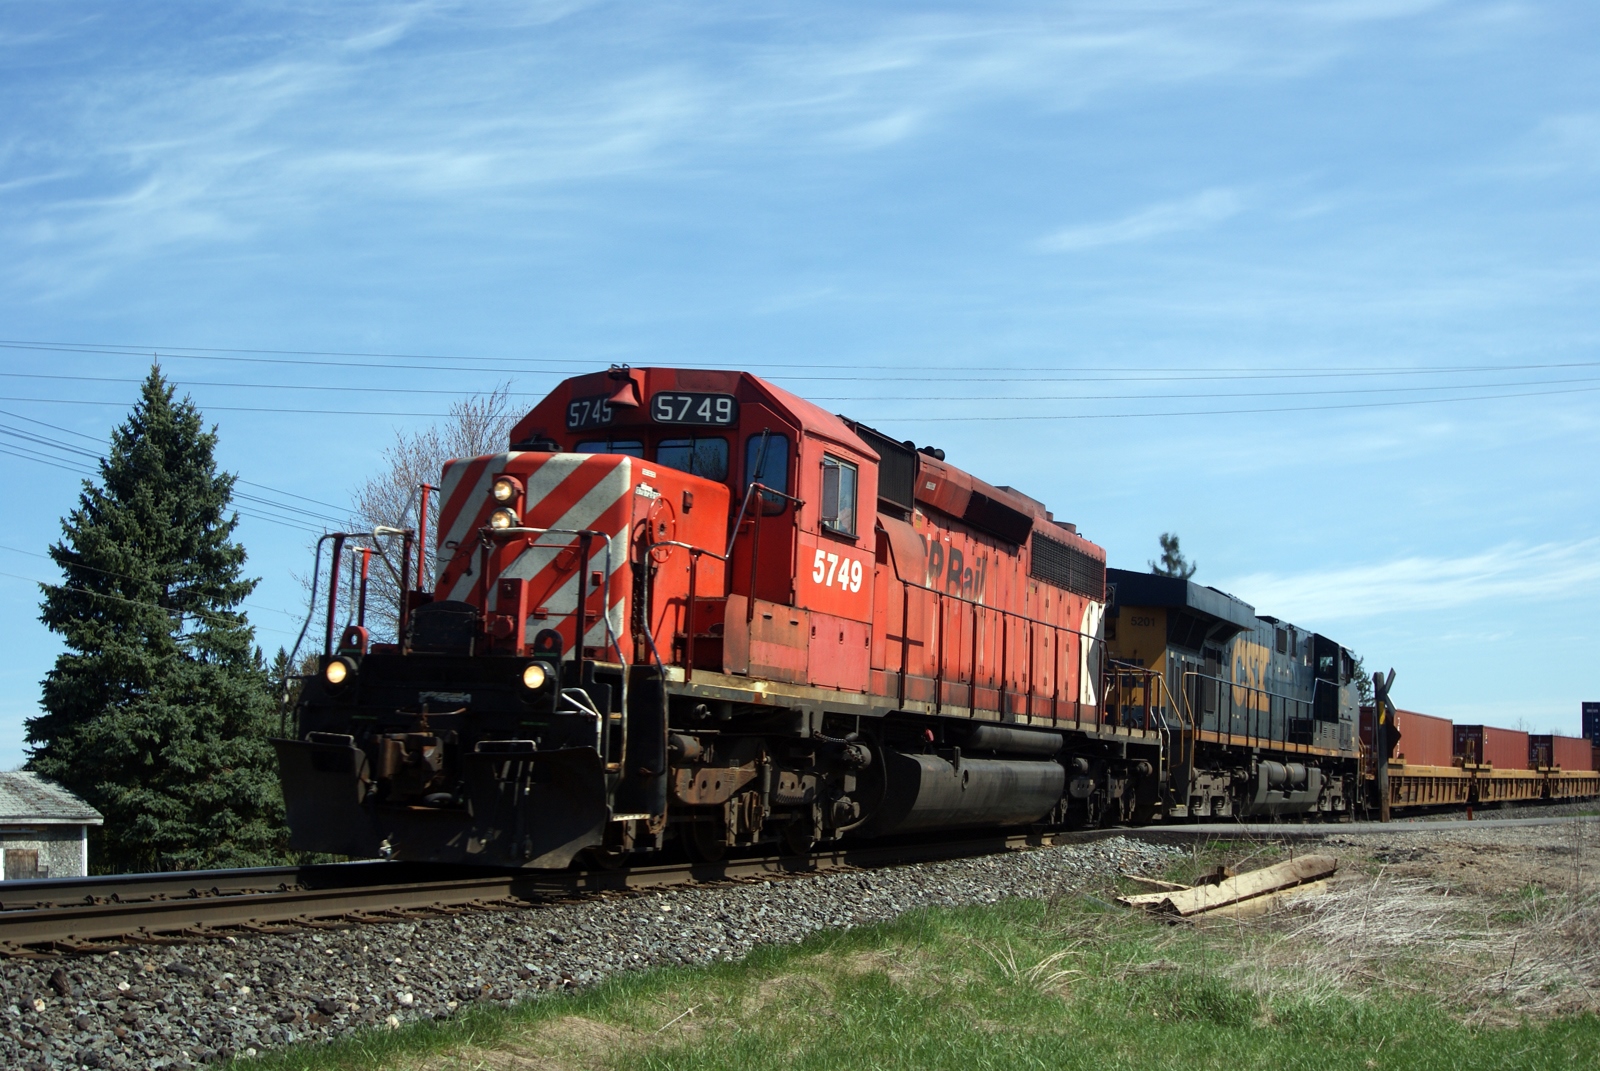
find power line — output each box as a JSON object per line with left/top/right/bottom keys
{"left": 2, "top": 367, "right": 1599, "bottom": 403}
{"left": 0, "top": 544, "right": 301, "bottom": 623}
{"left": 0, "top": 369, "right": 545, "bottom": 398}
{"left": 0, "top": 413, "right": 348, "bottom": 528}
{"left": 3, "top": 337, "right": 1599, "bottom": 383}
{"left": 0, "top": 568, "right": 299, "bottom": 640}
{"left": 859, "top": 381, "right": 1600, "bottom": 421}
{"left": 0, "top": 440, "right": 328, "bottom": 536}
{"left": 0, "top": 407, "right": 352, "bottom": 515}
{"left": 0, "top": 395, "right": 438, "bottom": 418}
{"left": 813, "top": 374, "right": 1600, "bottom": 405}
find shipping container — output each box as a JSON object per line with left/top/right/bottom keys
{"left": 1453, "top": 724, "right": 1530, "bottom": 769}
{"left": 1394, "top": 709, "right": 1455, "bottom": 767}
{"left": 1529, "top": 734, "right": 1593, "bottom": 771}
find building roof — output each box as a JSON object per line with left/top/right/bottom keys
{"left": 0, "top": 772, "right": 103, "bottom": 826}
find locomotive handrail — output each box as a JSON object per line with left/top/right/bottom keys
{"left": 481, "top": 525, "right": 627, "bottom": 682}
{"left": 1104, "top": 662, "right": 1187, "bottom": 776}
{"left": 724, "top": 481, "right": 805, "bottom": 560}
{"left": 1177, "top": 669, "right": 1320, "bottom": 749}
{"left": 888, "top": 576, "right": 1103, "bottom": 729}
{"left": 724, "top": 481, "right": 805, "bottom": 624}
{"left": 642, "top": 539, "right": 728, "bottom": 682}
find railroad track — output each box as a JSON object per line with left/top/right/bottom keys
{"left": 0, "top": 830, "right": 1090, "bottom": 956}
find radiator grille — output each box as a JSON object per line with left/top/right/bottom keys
{"left": 1029, "top": 533, "right": 1105, "bottom": 600}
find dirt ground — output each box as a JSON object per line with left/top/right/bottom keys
{"left": 1180, "top": 817, "right": 1600, "bottom": 1023}
{"left": 1331, "top": 819, "right": 1596, "bottom": 897}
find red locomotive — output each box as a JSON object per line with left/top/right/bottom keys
{"left": 275, "top": 366, "right": 1137, "bottom": 866}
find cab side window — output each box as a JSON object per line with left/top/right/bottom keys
{"left": 744, "top": 433, "right": 790, "bottom": 515}
{"left": 820, "top": 455, "right": 858, "bottom": 538}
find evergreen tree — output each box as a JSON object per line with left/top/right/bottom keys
{"left": 26, "top": 367, "right": 287, "bottom": 873}
{"left": 1149, "top": 532, "right": 1197, "bottom": 579}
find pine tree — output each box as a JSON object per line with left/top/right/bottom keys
{"left": 1149, "top": 532, "right": 1197, "bottom": 579}
{"left": 26, "top": 367, "right": 287, "bottom": 873}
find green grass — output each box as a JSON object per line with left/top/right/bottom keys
{"left": 234, "top": 890, "right": 1599, "bottom": 1071}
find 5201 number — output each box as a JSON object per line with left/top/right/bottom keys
{"left": 651, "top": 392, "right": 738, "bottom": 426}
{"left": 811, "top": 549, "right": 863, "bottom": 593}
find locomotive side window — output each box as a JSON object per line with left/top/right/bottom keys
{"left": 819, "top": 455, "right": 858, "bottom": 538}
{"left": 576, "top": 438, "right": 645, "bottom": 458}
{"left": 656, "top": 437, "right": 729, "bottom": 480}
{"left": 744, "top": 432, "right": 790, "bottom": 515}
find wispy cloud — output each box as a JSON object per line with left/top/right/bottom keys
{"left": 1039, "top": 188, "right": 1242, "bottom": 252}
{"left": 1522, "top": 113, "right": 1600, "bottom": 175}
{"left": 1217, "top": 539, "right": 1600, "bottom": 624}
{"left": 0, "top": 2, "right": 1479, "bottom": 295}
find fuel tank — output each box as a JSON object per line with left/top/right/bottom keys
{"left": 858, "top": 749, "right": 1064, "bottom": 837}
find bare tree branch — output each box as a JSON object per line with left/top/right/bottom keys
{"left": 344, "top": 384, "right": 521, "bottom": 642}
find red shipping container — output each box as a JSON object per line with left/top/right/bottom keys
{"left": 1393, "top": 709, "right": 1455, "bottom": 767}
{"left": 1454, "top": 725, "right": 1530, "bottom": 769}
{"left": 1529, "top": 734, "right": 1594, "bottom": 770}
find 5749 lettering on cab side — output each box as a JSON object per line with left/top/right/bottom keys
{"left": 811, "top": 547, "right": 865, "bottom": 593}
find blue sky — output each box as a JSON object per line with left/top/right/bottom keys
{"left": 0, "top": 1, "right": 1596, "bottom": 765}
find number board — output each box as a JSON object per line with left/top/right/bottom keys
{"left": 650, "top": 392, "right": 739, "bottom": 426}
{"left": 566, "top": 395, "right": 616, "bottom": 430}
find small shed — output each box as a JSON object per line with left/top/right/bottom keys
{"left": 0, "top": 772, "right": 103, "bottom": 880}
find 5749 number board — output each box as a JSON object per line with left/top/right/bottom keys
{"left": 651, "top": 392, "right": 738, "bottom": 426}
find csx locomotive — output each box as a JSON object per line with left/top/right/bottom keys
{"left": 272, "top": 366, "right": 1386, "bottom": 867}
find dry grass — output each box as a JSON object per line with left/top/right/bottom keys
{"left": 1182, "top": 817, "right": 1600, "bottom": 1025}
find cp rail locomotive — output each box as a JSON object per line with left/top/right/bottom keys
{"left": 273, "top": 366, "right": 1593, "bottom": 868}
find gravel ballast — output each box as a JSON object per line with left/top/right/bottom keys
{"left": 0, "top": 836, "right": 1182, "bottom": 1069}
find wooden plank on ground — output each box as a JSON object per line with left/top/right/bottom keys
{"left": 1121, "top": 875, "right": 1191, "bottom": 892}
{"left": 1197, "top": 878, "right": 1332, "bottom": 920}
{"left": 1118, "top": 855, "right": 1337, "bottom": 917}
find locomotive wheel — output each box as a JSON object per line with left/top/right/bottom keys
{"left": 582, "top": 844, "right": 629, "bottom": 870}
{"left": 782, "top": 815, "right": 817, "bottom": 857}
{"left": 684, "top": 816, "right": 728, "bottom": 864}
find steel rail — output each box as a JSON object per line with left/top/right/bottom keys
{"left": 0, "top": 831, "right": 1082, "bottom": 956}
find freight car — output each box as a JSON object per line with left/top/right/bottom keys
{"left": 1359, "top": 708, "right": 1600, "bottom": 809}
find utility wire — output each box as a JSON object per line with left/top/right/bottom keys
{"left": 3, "top": 337, "right": 1599, "bottom": 383}
{"left": 0, "top": 569, "right": 298, "bottom": 640}
{"left": 5, "top": 377, "right": 1600, "bottom": 424}
{"left": 0, "top": 443, "right": 328, "bottom": 536}
{"left": 0, "top": 415, "right": 347, "bottom": 529}
{"left": 0, "top": 543, "right": 301, "bottom": 623}
{"left": 862, "top": 381, "right": 1600, "bottom": 421}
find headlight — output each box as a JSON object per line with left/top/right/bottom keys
{"left": 324, "top": 657, "right": 355, "bottom": 686}
{"left": 488, "top": 508, "right": 518, "bottom": 530}
{"left": 492, "top": 476, "right": 521, "bottom": 503}
{"left": 522, "top": 662, "right": 548, "bottom": 690}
